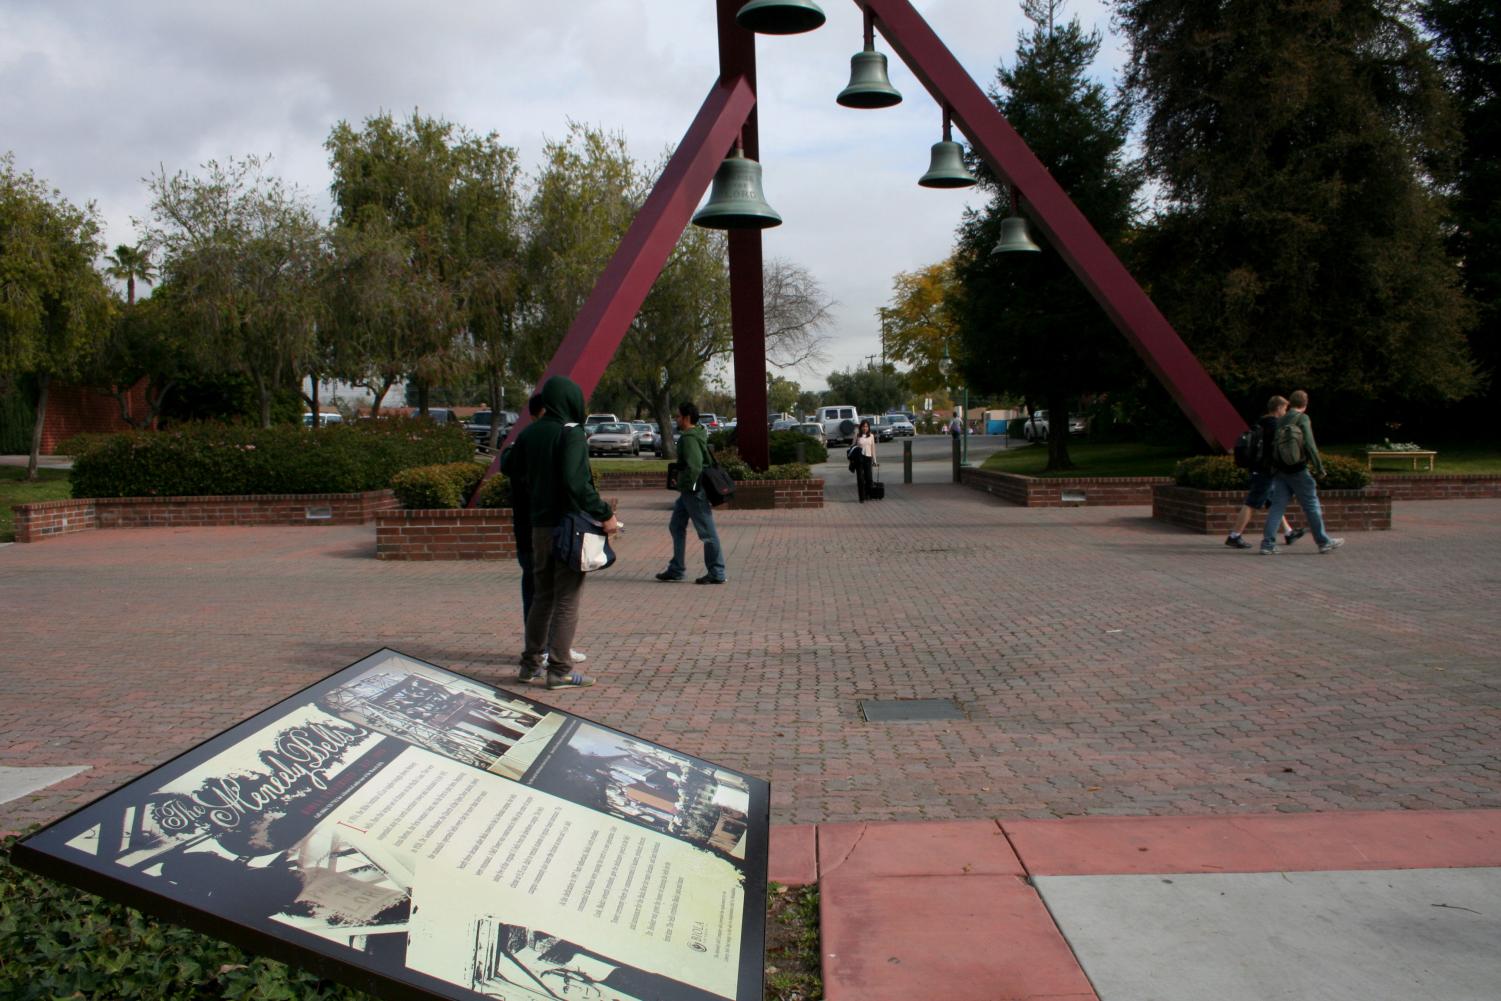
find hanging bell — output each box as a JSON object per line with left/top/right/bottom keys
{"left": 991, "top": 215, "right": 1042, "bottom": 254}
{"left": 837, "top": 49, "right": 902, "bottom": 109}
{"left": 736, "top": 0, "right": 826, "bottom": 35}
{"left": 692, "top": 149, "right": 783, "bottom": 230}
{"left": 918, "top": 140, "right": 976, "bottom": 188}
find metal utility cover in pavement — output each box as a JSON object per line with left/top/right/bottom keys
{"left": 860, "top": 698, "right": 965, "bottom": 722}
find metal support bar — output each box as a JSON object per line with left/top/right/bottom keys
{"left": 902, "top": 438, "right": 912, "bottom": 483}
{"left": 859, "top": 0, "right": 1244, "bottom": 453}
{"left": 470, "top": 74, "right": 758, "bottom": 501}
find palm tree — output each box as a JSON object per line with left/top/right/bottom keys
{"left": 103, "top": 242, "right": 156, "bottom": 305}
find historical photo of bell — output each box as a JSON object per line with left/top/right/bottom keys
{"left": 527, "top": 722, "right": 751, "bottom": 864}
{"left": 318, "top": 654, "right": 564, "bottom": 781}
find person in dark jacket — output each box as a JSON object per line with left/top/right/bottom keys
{"left": 655, "top": 401, "right": 726, "bottom": 585}
{"left": 1225, "top": 395, "right": 1303, "bottom": 549}
{"left": 510, "top": 376, "right": 618, "bottom": 689}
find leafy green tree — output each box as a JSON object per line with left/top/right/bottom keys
{"left": 81, "top": 284, "right": 186, "bottom": 429}
{"left": 826, "top": 363, "right": 909, "bottom": 415}
{"left": 145, "top": 155, "right": 324, "bottom": 427}
{"left": 767, "top": 373, "right": 800, "bottom": 415}
{"left": 1118, "top": 0, "right": 1475, "bottom": 433}
{"left": 951, "top": 0, "right": 1141, "bottom": 469}
{"left": 882, "top": 260, "right": 960, "bottom": 394}
{"left": 794, "top": 389, "right": 824, "bottom": 418}
{"left": 0, "top": 154, "right": 113, "bottom": 477}
{"left": 1422, "top": 0, "right": 1499, "bottom": 425}
{"left": 325, "top": 111, "right": 521, "bottom": 431}
{"left": 103, "top": 242, "right": 155, "bottom": 306}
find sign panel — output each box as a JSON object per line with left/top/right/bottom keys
{"left": 13, "top": 649, "right": 768, "bottom": 1001}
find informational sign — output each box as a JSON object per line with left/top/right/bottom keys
{"left": 13, "top": 649, "right": 768, "bottom": 1001}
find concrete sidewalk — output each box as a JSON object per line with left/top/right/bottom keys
{"left": 2, "top": 467, "right": 1498, "bottom": 997}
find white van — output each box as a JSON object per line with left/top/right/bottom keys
{"left": 816, "top": 405, "right": 859, "bottom": 445}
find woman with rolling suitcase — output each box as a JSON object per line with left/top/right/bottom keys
{"left": 851, "top": 419, "right": 879, "bottom": 502}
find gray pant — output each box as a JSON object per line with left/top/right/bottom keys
{"left": 522, "top": 525, "right": 585, "bottom": 674}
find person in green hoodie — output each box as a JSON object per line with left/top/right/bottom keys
{"left": 509, "top": 375, "right": 618, "bottom": 689}
{"left": 1260, "top": 389, "right": 1344, "bottom": 555}
{"left": 655, "top": 401, "right": 727, "bottom": 585}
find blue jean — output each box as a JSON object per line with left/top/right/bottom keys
{"left": 1261, "top": 469, "right": 1332, "bottom": 548}
{"left": 667, "top": 489, "right": 725, "bottom": 580}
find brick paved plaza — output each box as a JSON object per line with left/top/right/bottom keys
{"left": 2, "top": 473, "right": 1499, "bottom": 836}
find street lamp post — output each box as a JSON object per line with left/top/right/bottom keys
{"left": 941, "top": 342, "right": 969, "bottom": 467}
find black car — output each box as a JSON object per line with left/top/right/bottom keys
{"left": 465, "top": 410, "right": 517, "bottom": 446}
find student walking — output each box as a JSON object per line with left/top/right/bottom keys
{"left": 656, "top": 401, "right": 727, "bottom": 585}
{"left": 512, "top": 376, "right": 619, "bottom": 689}
{"left": 851, "top": 419, "right": 877, "bottom": 502}
{"left": 1226, "top": 395, "right": 1304, "bottom": 550}
{"left": 1260, "top": 389, "right": 1343, "bottom": 555}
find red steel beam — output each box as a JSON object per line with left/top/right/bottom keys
{"left": 861, "top": 0, "right": 1244, "bottom": 452}
{"left": 472, "top": 74, "right": 757, "bottom": 500}
{"left": 718, "top": 0, "right": 770, "bottom": 470}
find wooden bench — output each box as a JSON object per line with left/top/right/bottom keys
{"left": 1366, "top": 450, "right": 1436, "bottom": 471}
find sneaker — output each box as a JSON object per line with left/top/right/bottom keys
{"left": 546, "top": 671, "right": 595, "bottom": 690}
{"left": 517, "top": 662, "right": 543, "bottom": 683}
{"left": 1225, "top": 534, "right": 1252, "bottom": 549}
{"left": 570, "top": 649, "right": 587, "bottom": 664}
{"left": 1259, "top": 544, "right": 1278, "bottom": 555}
{"left": 655, "top": 570, "right": 685, "bottom": 582}
{"left": 1285, "top": 528, "right": 1307, "bottom": 546}
{"left": 695, "top": 575, "right": 726, "bottom": 585}
{"left": 1318, "top": 538, "right": 1344, "bottom": 554}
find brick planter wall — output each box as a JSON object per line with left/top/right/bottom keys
{"left": 594, "top": 470, "right": 668, "bottom": 492}
{"left": 723, "top": 478, "right": 824, "bottom": 509}
{"left": 13, "top": 490, "right": 397, "bottom": 542}
{"left": 376, "top": 509, "right": 517, "bottom": 560}
{"left": 1371, "top": 474, "right": 1501, "bottom": 501}
{"left": 960, "top": 467, "right": 1170, "bottom": 506}
{"left": 13, "top": 499, "right": 97, "bottom": 543}
{"left": 1152, "top": 485, "right": 1392, "bottom": 533}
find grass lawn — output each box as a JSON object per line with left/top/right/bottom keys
{"left": 979, "top": 441, "right": 1191, "bottom": 477}
{"left": 1323, "top": 441, "right": 1501, "bottom": 474}
{"left": 0, "top": 466, "right": 71, "bottom": 543}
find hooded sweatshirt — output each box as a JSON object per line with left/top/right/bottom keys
{"left": 675, "top": 423, "right": 711, "bottom": 495}
{"left": 507, "top": 376, "right": 611, "bottom": 527}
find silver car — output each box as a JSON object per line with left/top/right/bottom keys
{"left": 630, "top": 421, "right": 659, "bottom": 455}
{"left": 587, "top": 422, "right": 640, "bottom": 457}
{"left": 796, "top": 423, "right": 827, "bottom": 446}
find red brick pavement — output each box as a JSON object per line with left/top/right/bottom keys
{"left": 2, "top": 477, "right": 1499, "bottom": 836}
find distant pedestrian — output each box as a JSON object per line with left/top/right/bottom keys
{"left": 501, "top": 393, "right": 588, "bottom": 668}
{"left": 851, "top": 419, "right": 877, "bottom": 502}
{"left": 1225, "top": 395, "right": 1304, "bottom": 550}
{"left": 1261, "top": 389, "right": 1343, "bottom": 555}
{"left": 949, "top": 415, "right": 962, "bottom": 439}
{"left": 656, "top": 401, "right": 727, "bottom": 585}
{"left": 513, "top": 376, "right": 619, "bottom": 689}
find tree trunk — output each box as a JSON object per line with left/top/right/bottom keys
{"left": 146, "top": 379, "right": 173, "bottom": 429}
{"left": 654, "top": 392, "right": 676, "bottom": 461}
{"left": 27, "top": 373, "right": 50, "bottom": 481}
{"left": 416, "top": 382, "right": 430, "bottom": 417}
{"left": 487, "top": 370, "right": 503, "bottom": 449}
{"left": 108, "top": 385, "right": 145, "bottom": 430}
{"left": 309, "top": 374, "right": 320, "bottom": 426}
{"left": 256, "top": 376, "right": 273, "bottom": 429}
{"left": 1045, "top": 390, "right": 1074, "bottom": 471}
{"left": 369, "top": 376, "right": 394, "bottom": 417}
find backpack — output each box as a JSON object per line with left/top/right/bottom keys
{"left": 1273, "top": 419, "right": 1306, "bottom": 468}
{"left": 1232, "top": 426, "right": 1264, "bottom": 470}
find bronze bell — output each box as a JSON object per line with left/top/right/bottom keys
{"left": 992, "top": 215, "right": 1042, "bottom": 254}
{"left": 837, "top": 49, "right": 902, "bottom": 109}
{"left": 692, "top": 149, "right": 783, "bottom": 230}
{"left": 918, "top": 140, "right": 976, "bottom": 188}
{"left": 736, "top": 0, "right": 826, "bottom": 35}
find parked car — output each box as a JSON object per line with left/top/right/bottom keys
{"left": 464, "top": 410, "right": 517, "bottom": 445}
{"left": 771, "top": 417, "right": 801, "bottom": 433}
{"left": 301, "top": 412, "right": 343, "bottom": 427}
{"left": 860, "top": 415, "right": 895, "bottom": 442}
{"left": 1023, "top": 410, "right": 1087, "bottom": 441}
{"left": 630, "top": 421, "right": 659, "bottom": 455}
{"left": 587, "top": 421, "right": 639, "bottom": 457}
{"left": 796, "top": 423, "right": 827, "bottom": 447}
{"left": 585, "top": 413, "right": 618, "bottom": 426}
{"left": 700, "top": 412, "right": 722, "bottom": 431}
{"left": 883, "top": 415, "right": 916, "bottom": 437}
{"left": 816, "top": 404, "right": 859, "bottom": 445}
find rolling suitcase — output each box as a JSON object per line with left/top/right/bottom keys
{"left": 868, "top": 460, "right": 885, "bottom": 500}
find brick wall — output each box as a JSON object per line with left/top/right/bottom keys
{"left": 13, "top": 499, "right": 97, "bottom": 543}
{"left": 13, "top": 490, "right": 397, "bottom": 542}
{"left": 1152, "top": 485, "right": 1392, "bottom": 533}
{"left": 39, "top": 380, "right": 149, "bottom": 453}
{"left": 595, "top": 471, "right": 668, "bottom": 492}
{"left": 1371, "top": 474, "right": 1501, "bottom": 500}
{"left": 593, "top": 473, "right": 825, "bottom": 509}
{"left": 960, "top": 468, "right": 1169, "bottom": 506}
{"left": 375, "top": 509, "right": 517, "bottom": 560}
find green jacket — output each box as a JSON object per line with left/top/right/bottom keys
{"left": 675, "top": 424, "right": 710, "bottom": 495}
{"left": 504, "top": 376, "right": 611, "bottom": 527}
{"left": 1275, "top": 409, "right": 1325, "bottom": 478}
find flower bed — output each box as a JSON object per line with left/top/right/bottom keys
{"left": 1152, "top": 485, "right": 1392, "bottom": 533}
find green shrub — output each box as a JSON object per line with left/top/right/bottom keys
{"left": 0, "top": 834, "right": 373, "bottom": 1001}
{"left": 68, "top": 419, "right": 472, "bottom": 499}
{"left": 751, "top": 462, "right": 811, "bottom": 481}
{"left": 390, "top": 461, "right": 489, "bottom": 510}
{"left": 1174, "top": 455, "right": 1250, "bottom": 490}
{"left": 1320, "top": 454, "right": 1373, "bottom": 489}
{"left": 476, "top": 473, "right": 512, "bottom": 508}
{"left": 1006, "top": 417, "right": 1027, "bottom": 438}
{"left": 769, "top": 429, "right": 827, "bottom": 464}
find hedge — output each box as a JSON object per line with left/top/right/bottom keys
{"left": 707, "top": 428, "right": 829, "bottom": 465}
{"left": 65, "top": 420, "right": 474, "bottom": 498}
{"left": 391, "top": 462, "right": 511, "bottom": 510}
{"left": 1175, "top": 454, "right": 1372, "bottom": 490}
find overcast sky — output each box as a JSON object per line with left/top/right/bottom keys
{"left": 1, "top": 0, "right": 1126, "bottom": 391}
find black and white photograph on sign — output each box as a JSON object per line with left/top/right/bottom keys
{"left": 317, "top": 653, "right": 564, "bottom": 781}
{"left": 13, "top": 649, "right": 769, "bottom": 1001}
{"left": 526, "top": 722, "right": 751, "bottom": 865}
